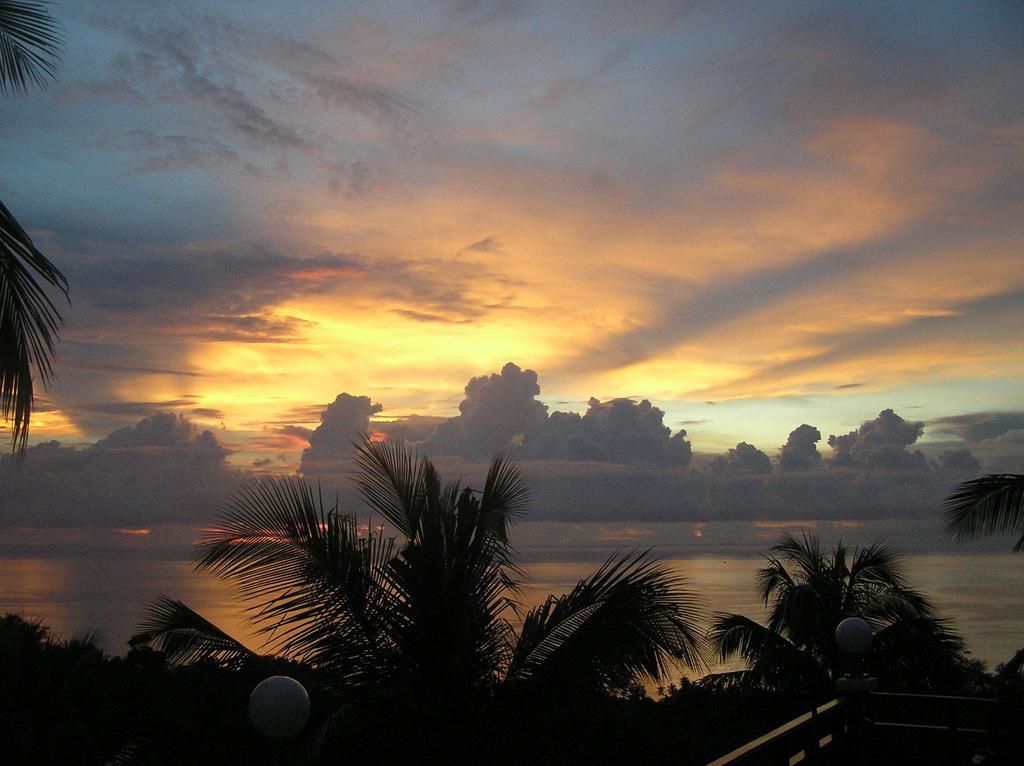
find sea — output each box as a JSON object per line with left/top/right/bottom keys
{"left": 2, "top": 520, "right": 1022, "bottom": 674}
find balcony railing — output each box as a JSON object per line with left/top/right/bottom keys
{"left": 707, "top": 692, "right": 1024, "bottom": 766}
{"left": 706, "top": 697, "right": 847, "bottom": 766}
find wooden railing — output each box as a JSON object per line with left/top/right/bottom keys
{"left": 862, "top": 692, "right": 1023, "bottom": 765}
{"left": 706, "top": 697, "right": 847, "bottom": 765}
{"left": 707, "top": 692, "right": 1024, "bottom": 766}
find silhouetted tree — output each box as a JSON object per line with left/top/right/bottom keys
{"left": 132, "top": 436, "right": 708, "bottom": 760}
{"left": 946, "top": 474, "right": 1024, "bottom": 551}
{"left": 707, "top": 533, "right": 970, "bottom": 694}
{"left": 0, "top": 0, "right": 67, "bottom": 451}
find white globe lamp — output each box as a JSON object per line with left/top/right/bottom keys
{"left": 835, "top": 617, "right": 873, "bottom": 656}
{"left": 249, "top": 676, "right": 311, "bottom": 739}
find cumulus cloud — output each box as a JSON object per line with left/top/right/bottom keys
{"left": 991, "top": 430, "right": 1024, "bottom": 446}
{"left": 935, "top": 448, "right": 980, "bottom": 473}
{"left": 930, "top": 412, "right": 1024, "bottom": 444}
{"left": 419, "top": 363, "right": 692, "bottom": 466}
{"left": 0, "top": 413, "right": 243, "bottom": 527}
{"left": 299, "top": 394, "right": 383, "bottom": 471}
{"left": 779, "top": 424, "right": 822, "bottom": 471}
{"left": 828, "top": 409, "right": 926, "bottom": 470}
{"left": 520, "top": 457, "right": 981, "bottom": 523}
{"left": 93, "top": 411, "right": 225, "bottom": 453}
{"left": 374, "top": 415, "right": 448, "bottom": 445}
{"left": 424, "top": 363, "right": 549, "bottom": 459}
{"left": 711, "top": 442, "right": 772, "bottom": 474}
{"left": 515, "top": 396, "right": 692, "bottom": 466}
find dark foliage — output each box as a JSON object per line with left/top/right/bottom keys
{"left": 0, "top": 0, "right": 67, "bottom": 452}
{"left": 946, "top": 474, "right": 1024, "bottom": 551}
{"left": 129, "top": 437, "right": 708, "bottom": 760}
{"left": 0, "top": 613, "right": 847, "bottom": 766}
{"left": 708, "top": 533, "right": 977, "bottom": 694}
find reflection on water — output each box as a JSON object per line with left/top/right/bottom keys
{"left": 2, "top": 531, "right": 1022, "bottom": 673}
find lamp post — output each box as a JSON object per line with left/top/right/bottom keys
{"left": 835, "top": 617, "right": 877, "bottom": 765}
{"left": 835, "top": 617, "right": 877, "bottom": 692}
{"left": 249, "top": 675, "right": 311, "bottom": 763}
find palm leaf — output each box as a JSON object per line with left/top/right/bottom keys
{"left": 129, "top": 595, "right": 255, "bottom": 668}
{"left": 478, "top": 452, "right": 529, "bottom": 543}
{"left": 710, "top": 613, "right": 791, "bottom": 664}
{"left": 351, "top": 435, "right": 425, "bottom": 539}
{"left": 507, "top": 550, "right": 707, "bottom": 692}
{"left": 0, "top": 0, "right": 63, "bottom": 96}
{"left": 194, "top": 475, "right": 402, "bottom": 683}
{"left": 945, "top": 474, "right": 1024, "bottom": 550}
{"left": 708, "top": 612, "right": 827, "bottom": 691}
{"left": 384, "top": 464, "right": 521, "bottom": 697}
{"left": 1, "top": 198, "right": 67, "bottom": 451}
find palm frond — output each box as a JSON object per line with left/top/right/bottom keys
{"left": 130, "top": 595, "right": 254, "bottom": 668}
{"left": 710, "top": 613, "right": 791, "bottom": 664}
{"left": 945, "top": 474, "right": 1024, "bottom": 550}
{"left": 384, "top": 464, "right": 521, "bottom": 696}
{"left": 997, "top": 648, "right": 1024, "bottom": 680}
{"left": 351, "top": 435, "right": 425, "bottom": 539}
{"left": 708, "top": 612, "right": 827, "bottom": 692}
{"left": 0, "top": 0, "right": 63, "bottom": 96}
{"left": 846, "top": 541, "right": 904, "bottom": 589}
{"left": 507, "top": 550, "right": 707, "bottom": 692}
{"left": 1, "top": 198, "right": 67, "bottom": 451}
{"left": 754, "top": 553, "right": 795, "bottom": 606}
{"left": 695, "top": 670, "right": 748, "bottom": 691}
{"left": 772, "top": 532, "right": 820, "bottom": 569}
{"left": 194, "top": 475, "right": 401, "bottom": 681}
{"left": 871, "top": 609, "right": 968, "bottom": 689}
{"left": 478, "top": 452, "right": 529, "bottom": 543}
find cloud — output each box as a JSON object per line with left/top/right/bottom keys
{"left": 275, "top": 425, "right": 314, "bottom": 441}
{"left": 299, "top": 455, "right": 973, "bottom": 525}
{"left": 299, "top": 394, "right": 384, "bottom": 471}
{"left": 297, "top": 364, "right": 693, "bottom": 469}
{"left": 191, "top": 407, "right": 224, "bottom": 419}
{"left": 70, "top": 398, "right": 199, "bottom": 418}
{"left": 66, "top": 244, "right": 365, "bottom": 319}
{"left": 935, "top": 448, "right": 980, "bottom": 474}
{"left": 930, "top": 412, "right": 1024, "bottom": 444}
{"left": 696, "top": 287, "right": 1024, "bottom": 400}
{"left": 425, "top": 362, "right": 549, "bottom": 459}
{"left": 295, "top": 69, "right": 415, "bottom": 130}
{"left": 374, "top": 415, "right": 448, "bottom": 445}
{"left": 828, "top": 409, "right": 926, "bottom": 470}
{"left": 711, "top": 442, "right": 771, "bottom": 474}
{"left": 93, "top": 411, "right": 225, "bottom": 452}
{"left": 525, "top": 43, "right": 632, "bottom": 109}
{"left": 418, "top": 363, "right": 692, "bottom": 466}
{"left": 779, "top": 424, "right": 822, "bottom": 471}
{"left": 991, "top": 429, "right": 1024, "bottom": 446}
{"left": 523, "top": 397, "right": 692, "bottom": 467}
{"left": 0, "top": 413, "right": 243, "bottom": 527}
{"left": 459, "top": 236, "right": 502, "bottom": 255}
{"left": 561, "top": 243, "right": 877, "bottom": 374}
{"left": 90, "top": 3, "right": 417, "bottom": 161}
{"left": 124, "top": 130, "right": 243, "bottom": 174}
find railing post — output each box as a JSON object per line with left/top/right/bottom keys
{"left": 946, "top": 696, "right": 958, "bottom": 766}
{"left": 802, "top": 704, "right": 820, "bottom": 764}
{"left": 835, "top": 678, "right": 876, "bottom": 766}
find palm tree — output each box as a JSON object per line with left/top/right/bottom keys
{"left": 708, "top": 533, "right": 967, "bottom": 694}
{"left": 0, "top": 0, "right": 67, "bottom": 452}
{"left": 132, "top": 436, "right": 707, "bottom": 756}
{"left": 945, "top": 474, "right": 1024, "bottom": 551}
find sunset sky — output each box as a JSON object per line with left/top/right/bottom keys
{"left": 1, "top": 0, "right": 1022, "bottom": 479}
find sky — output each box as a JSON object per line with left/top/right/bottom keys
{"left": 1, "top": 1, "right": 1022, "bottom": 533}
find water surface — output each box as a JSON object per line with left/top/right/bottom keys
{"left": 3, "top": 534, "right": 1021, "bottom": 671}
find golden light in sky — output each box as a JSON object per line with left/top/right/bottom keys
{"left": 0, "top": 0, "right": 1017, "bottom": 476}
